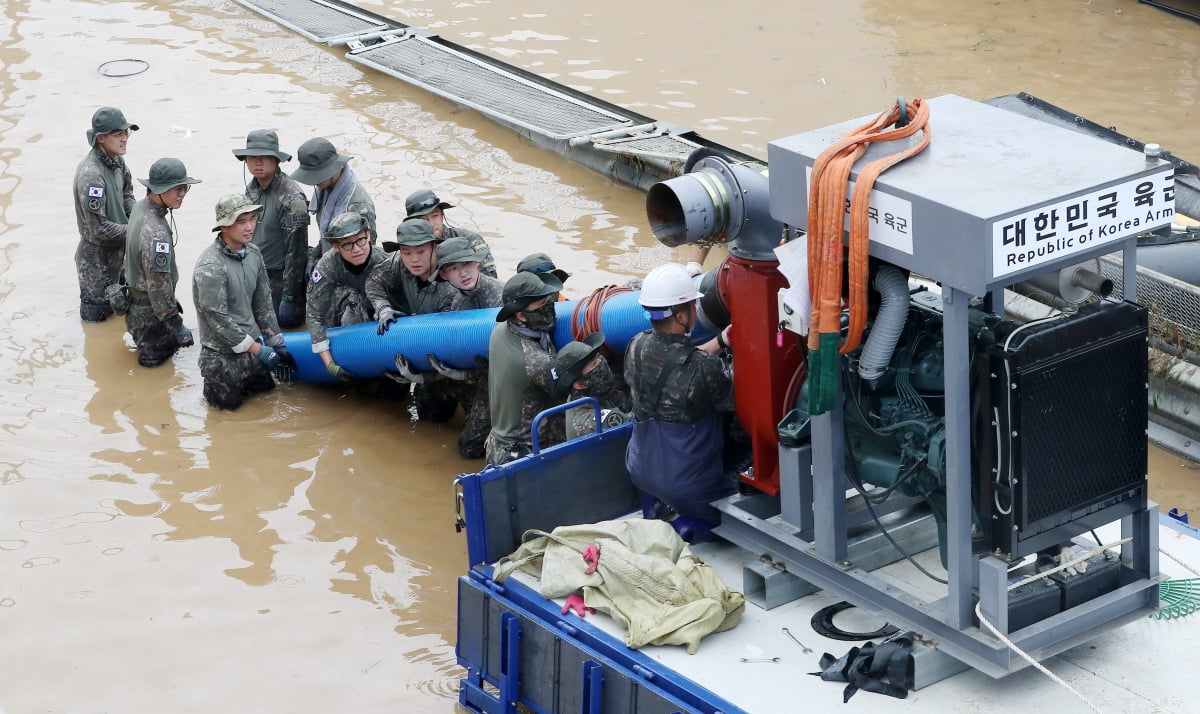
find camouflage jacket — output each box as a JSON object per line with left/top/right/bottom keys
{"left": 313, "top": 183, "right": 376, "bottom": 257}
{"left": 73, "top": 147, "right": 135, "bottom": 245}
{"left": 487, "top": 321, "right": 560, "bottom": 447}
{"left": 566, "top": 377, "right": 632, "bottom": 440}
{"left": 246, "top": 170, "right": 310, "bottom": 300}
{"left": 192, "top": 237, "right": 283, "bottom": 354}
{"left": 306, "top": 245, "right": 387, "bottom": 351}
{"left": 443, "top": 224, "right": 497, "bottom": 278}
{"left": 624, "top": 330, "right": 734, "bottom": 424}
{"left": 446, "top": 273, "right": 504, "bottom": 312}
{"left": 124, "top": 198, "right": 181, "bottom": 324}
{"left": 365, "top": 253, "right": 454, "bottom": 317}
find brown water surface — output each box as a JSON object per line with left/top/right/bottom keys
{"left": 2, "top": 1, "right": 1198, "bottom": 711}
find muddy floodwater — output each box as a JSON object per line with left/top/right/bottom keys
{"left": 2, "top": 0, "right": 1199, "bottom": 711}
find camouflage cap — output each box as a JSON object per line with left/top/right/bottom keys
{"left": 87, "top": 106, "right": 139, "bottom": 146}
{"left": 405, "top": 188, "right": 454, "bottom": 217}
{"left": 289, "top": 137, "right": 351, "bottom": 185}
{"left": 436, "top": 237, "right": 488, "bottom": 266}
{"left": 551, "top": 332, "right": 606, "bottom": 398}
{"left": 212, "top": 194, "right": 263, "bottom": 232}
{"left": 323, "top": 211, "right": 369, "bottom": 242}
{"left": 393, "top": 219, "right": 439, "bottom": 247}
{"left": 138, "top": 157, "right": 201, "bottom": 194}
{"left": 517, "top": 252, "right": 571, "bottom": 282}
{"left": 496, "top": 271, "right": 563, "bottom": 322}
{"left": 232, "top": 128, "right": 292, "bottom": 162}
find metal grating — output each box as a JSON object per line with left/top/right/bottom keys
{"left": 237, "top": 0, "right": 391, "bottom": 43}
{"left": 1100, "top": 255, "right": 1200, "bottom": 354}
{"left": 592, "top": 133, "right": 704, "bottom": 162}
{"left": 349, "top": 35, "right": 633, "bottom": 140}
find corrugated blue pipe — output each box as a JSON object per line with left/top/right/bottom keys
{"left": 283, "top": 290, "right": 655, "bottom": 384}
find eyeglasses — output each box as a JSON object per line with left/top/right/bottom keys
{"left": 173, "top": 184, "right": 191, "bottom": 194}
{"left": 335, "top": 236, "right": 370, "bottom": 251}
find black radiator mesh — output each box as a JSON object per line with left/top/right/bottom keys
{"left": 1018, "top": 336, "right": 1147, "bottom": 527}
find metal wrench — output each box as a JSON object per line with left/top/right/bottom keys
{"left": 738, "top": 657, "right": 781, "bottom": 663}
{"left": 781, "top": 627, "right": 813, "bottom": 654}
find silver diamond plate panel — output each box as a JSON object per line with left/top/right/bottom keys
{"left": 238, "top": 0, "right": 389, "bottom": 42}
{"left": 1100, "top": 256, "right": 1200, "bottom": 352}
{"left": 350, "top": 36, "right": 632, "bottom": 140}
{"left": 592, "top": 133, "right": 703, "bottom": 161}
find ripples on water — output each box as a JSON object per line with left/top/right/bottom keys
{"left": 2, "top": 0, "right": 1199, "bottom": 711}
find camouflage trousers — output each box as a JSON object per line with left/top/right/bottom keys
{"left": 267, "top": 268, "right": 307, "bottom": 328}
{"left": 198, "top": 346, "right": 275, "bottom": 411}
{"left": 418, "top": 372, "right": 491, "bottom": 459}
{"left": 124, "top": 302, "right": 178, "bottom": 368}
{"left": 75, "top": 238, "right": 123, "bottom": 322}
{"left": 483, "top": 411, "right": 564, "bottom": 466}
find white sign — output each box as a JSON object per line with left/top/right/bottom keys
{"left": 991, "top": 168, "right": 1175, "bottom": 279}
{"left": 805, "top": 167, "right": 915, "bottom": 254}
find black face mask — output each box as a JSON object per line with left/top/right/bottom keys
{"left": 577, "top": 359, "right": 615, "bottom": 395}
{"left": 522, "top": 300, "right": 557, "bottom": 332}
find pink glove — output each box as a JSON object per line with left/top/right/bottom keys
{"left": 582, "top": 544, "right": 601, "bottom": 575}
{"left": 561, "top": 593, "right": 595, "bottom": 617}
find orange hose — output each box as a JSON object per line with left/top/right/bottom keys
{"left": 571, "top": 285, "right": 634, "bottom": 352}
{"left": 807, "top": 99, "right": 931, "bottom": 354}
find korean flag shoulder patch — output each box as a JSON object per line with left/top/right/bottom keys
{"left": 87, "top": 185, "right": 105, "bottom": 198}
{"left": 311, "top": 268, "right": 323, "bottom": 284}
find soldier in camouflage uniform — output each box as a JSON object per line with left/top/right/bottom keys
{"left": 306, "top": 211, "right": 387, "bottom": 382}
{"left": 73, "top": 106, "right": 138, "bottom": 322}
{"left": 193, "top": 194, "right": 295, "bottom": 411}
{"left": 551, "top": 332, "right": 631, "bottom": 440}
{"left": 368, "top": 220, "right": 457, "bottom": 420}
{"left": 123, "top": 158, "right": 201, "bottom": 367}
{"left": 485, "top": 271, "right": 565, "bottom": 465}
{"left": 405, "top": 237, "right": 504, "bottom": 457}
{"left": 233, "top": 129, "right": 311, "bottom": 327}
{"left": 290, "top": 137, "right": 376, "bottom": 265}
{"left": 404, "top": 188, "right": 497, "bottom": 278}
{"left": 624, "top": 263, "right": 735, "bottom": 524}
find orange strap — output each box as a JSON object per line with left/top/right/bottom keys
{"left": 807, "top": 99, "right": 931, "bottom": 354}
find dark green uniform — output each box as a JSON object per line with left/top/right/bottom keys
{"left": 73, "top": 147, "right": 135, "bottom": 321}
{"left": 306, "top": 245, "right": 387, "bottom": 353}
{"left": 485, "top": 322, "right": 561, "bottom": 464}
{"left": 123, "top": 199, "right": 184, "bottom": 366}
{"left": 246, "top": 170, "right": 310, "bottom": 312}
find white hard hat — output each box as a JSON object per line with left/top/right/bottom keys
{"left": 638, "top": 263, "right": 704, "bottom": 309}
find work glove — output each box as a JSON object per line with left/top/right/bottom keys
{"left": 173, "top": 322, "right": 194, "bottom": 348}
{"left": 392, "top": 354, "right": 428, "bottom": 384}
{"left": 265, "top": 344, "right": 297, "bottom": 383}
{"left": 277, "top": 298, "right": 301, "bottom": 328}
{"left": 428, "top": 353, "right": 468, "bottom": 381}
{"left": 581, "top": 544, "right": 601, "bottom": 575}
{"left": 686, "top": 261, "right": 704, "bottom": 277}
{"left": 256, "top": 344, "right": 281, "bottom": 369}
{"left": 326, "top": 361, "right": 357, "bottom": 383}
{"left": 561, "top": 593, "right": 594, "bottom": 618}
{"left": 376, "top": 307, "right": 399, "bottom": 335}
{"left": 175, "top": 300, "right": 185, "bottom": 316}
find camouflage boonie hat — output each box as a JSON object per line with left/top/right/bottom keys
{"left": 87, "top": 106, "right": 138, "bottom": 146}
{"left": 496, "top": 271, "right": 563, "bottom": 322}
{"left": 436, "top": 237, "right": 487, "bottom": 266}
{"left": 212, "top": 194, "right": 263, "bottom": 232}
{"left": 323, "top": 211, "right": 369, "bottom": 242}
{"left": 393, "top": 219, "right": 439, "bottom": 247}
{"left": 290, "top": 137, "right": 351, "bottom": 185}
{"left": 405, "top": 188, "right": 454, "bottom": 218}
{"left": 551, "top": 332, "right": 606, "bottom": 399}
{"left": 138, "top": 158, "right": 201, "bottom": 194}
{"left": 232, "top": 128, "right": 292, "bottom": 162}
{"left": 517, "top": 252, "right": 571, "bottom": 282}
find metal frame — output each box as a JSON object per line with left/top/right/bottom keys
{"left": 714, "top": 235, "right": 1162, "bottom": 677}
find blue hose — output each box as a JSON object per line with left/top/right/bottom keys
{"left": 283, "top": 290, "right": 654, "bottom": 384}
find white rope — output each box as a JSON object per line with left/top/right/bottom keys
{"left": 974, "top": 539, "right": 1132, "bottom": 714}
{"left": 1159, "top": 545, "right": 1200, "bottom": 578}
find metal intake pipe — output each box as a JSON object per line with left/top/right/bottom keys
{"left": 646, "top": 156, "right": 782, "bottom": 261}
